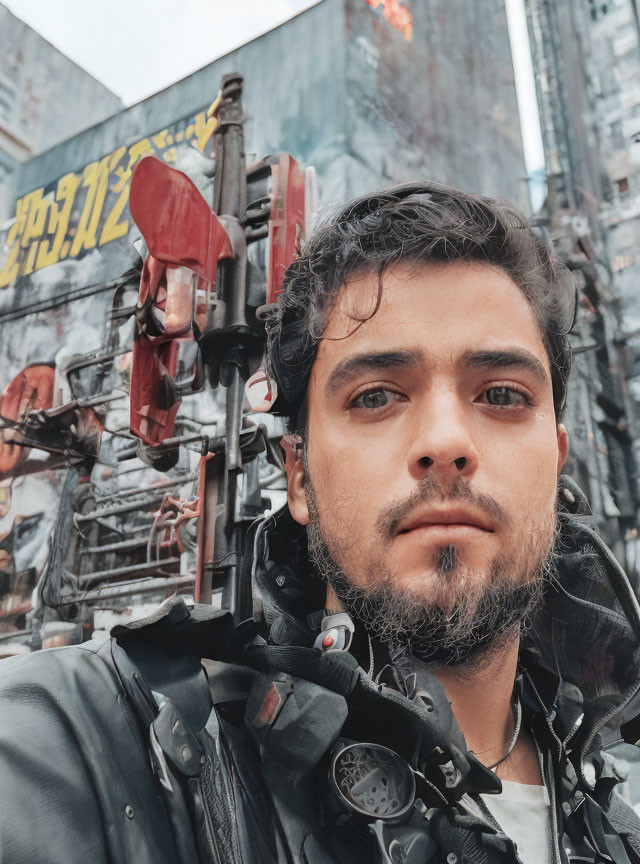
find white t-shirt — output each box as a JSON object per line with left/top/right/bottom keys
{"left": 481, "top": 780, "right": 552, "bottom": 864}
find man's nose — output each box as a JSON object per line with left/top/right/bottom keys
{"left": 406, "top": 389, "right": 479, "bottom": 484}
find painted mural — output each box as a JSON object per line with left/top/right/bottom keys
{"left": 363, "top": 0, "right": 413, "bottom": 40}
{"left": 0, "top": 67, "right": 315, "bottom": 652}
{"left": 0, "top": 97, "right": 229, "bottom": 650}
{"left": 0, "top": 107, "right": 217, "bottom": 289}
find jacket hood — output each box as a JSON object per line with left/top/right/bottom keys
{"left": 521, "top": 477, "right": 640, "bottom": 763}
{"left": 253, "top": 476, "right": 640, "bottom": 765}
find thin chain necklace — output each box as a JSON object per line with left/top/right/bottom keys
{"left": 488, "top": 697, "right": 522, "bottom": 771}
{"left": 377, "top": 643, "right": 524, "bottom": 774}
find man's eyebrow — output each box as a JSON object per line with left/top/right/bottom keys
{"left": 461, "top": 348, "right": 550, "bottom": 386}
{"left": 325, "top": 349, "right": 425, "bottom": 397}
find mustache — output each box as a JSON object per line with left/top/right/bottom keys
{"left": 375, "top": 475, "right": 513, "bottom": 543}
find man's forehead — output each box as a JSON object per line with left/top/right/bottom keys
{"left": 316, "top": 260, "right": 549, "bottom": 371}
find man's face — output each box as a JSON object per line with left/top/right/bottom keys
{"left": 287, "top": 261, "right": 568, "bottom": 664}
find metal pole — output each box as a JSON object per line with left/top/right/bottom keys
{"left": 96, "top": 472, "right": 198, "bottom": 502}
{"left": 76, "top": 556, "right": 181, "bottom": 587}
{"left": 79, "top": 537, "right": 148, "bottom": 555}
{"left": 76, "top": 497, "right": 166, "bottom": 523}
{"left": 206, "top": 73, "right": 251, "bottom": 622}
{"left": 59, "top": 574, "right": 195, "bottom": 604}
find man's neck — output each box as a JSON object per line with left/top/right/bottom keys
{"left": 324, "top": 587, "right": 542, "bottom": 785}
{"left": 432, "top": 638, "right": 519, "bottom": 765}
{"left": 431, "top": 638, "right": 542, "bottom": 785}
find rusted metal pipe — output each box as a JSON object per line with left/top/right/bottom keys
{"left": 76, "top": 556, "right": 181, "bottom": 587}
{"left": 59, "top": 574, "right": 195, "bottom": 604}
{"left": 95, "top": 472, "right": 198, "bottom": 502}
{"left": 79, "top": 537, "right": 148, "bottom": 555}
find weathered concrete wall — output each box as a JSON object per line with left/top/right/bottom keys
{"left": 343, "top": 0, "right": 529, "bottom": 210}
{"left": 0, "top": 3, "right": 122, "bottom": 174}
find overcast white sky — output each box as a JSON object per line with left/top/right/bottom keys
{"left": 3, "top": 0, "right": 319, "bottom": 104}
{"left": 3, "top": 0, "right": 544, "bottom": 174}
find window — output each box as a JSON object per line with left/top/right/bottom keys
{"left": 589, "top": 0, "right": 609, "bottom": 19}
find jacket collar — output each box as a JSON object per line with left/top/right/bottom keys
{"left": 520, "top": 478, "right": 640, "bottom": 765}
{"left": 255, "top": 477, "right": 640, "bottom": 767}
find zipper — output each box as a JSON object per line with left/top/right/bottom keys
{"left": 474, "top": 735, "right": 560, "bottom": 864}
{"left": 468, "top": 791, "right": 539, "bottom": 863}
{"left": 522, "top": 668, "right": 565, "bottom": 863}
{"left": 468, "top": 793, "right": 506, "bottom": 833}
{"left": 460, "top": 794, "right": 529, "bottom": 863}
{"left": 197, "top": 764, "right": 223, "bottom": 864}
{"left": 524, "top": 668, "right": 564, "bottom": 762}
{"left": 562, "top": 713, "right": 584, "bottom": 751}
{"left": 527, "top": 730, "right": 562, "bottom": 864}
{"left": 541, "top": 741, "right": 562, "bottom": 864}
{"left": 199, "top": 748, "right": 244, "bottom": 864}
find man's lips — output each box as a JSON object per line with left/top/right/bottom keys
{"left": 396, "top": 508, "right": 495, "bottom": 536}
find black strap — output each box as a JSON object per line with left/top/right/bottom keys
{"left": 241, "top": 644, "right": 360, "bottom": 697}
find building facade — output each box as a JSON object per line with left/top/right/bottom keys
{"left": 523, "top": 0, "right": 640, "bottom": 573}
{"left": 0, "top": 3, "right": 122, "bottom": 185}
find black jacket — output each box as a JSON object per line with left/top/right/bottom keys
{"left": 2, "top": 478, "right": 640, "bottom": 863}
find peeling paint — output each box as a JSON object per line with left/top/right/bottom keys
{"left": 363, "top": 0, "right": 413, "bottom": 40}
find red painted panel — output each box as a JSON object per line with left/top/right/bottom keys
{"left": 129, "top": 156, "right": 233, "bottom": 446}
{"left": 267, "top": 154, "right": 306, "bottom": 303}
{"left": 0, "top": 365, "right": 55, "bottom": 476}
{"left": 129, "top": 156, "right": 232, "bottom": 281}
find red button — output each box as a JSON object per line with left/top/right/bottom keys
{"left": 322, "top": 633, "right": 335, "bottom": 648}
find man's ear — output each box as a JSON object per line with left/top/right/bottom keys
{"left": 556, "top": 423, "right": 569, "bottom": 476}
{"left": 286, "top": 456, "right": 310, "bottom": 525}
{"left": 280, "top": 434, "right": 310, "bottom": 525}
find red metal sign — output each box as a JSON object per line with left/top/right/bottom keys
{"left": 129, "top": 157, "right": 233, "bottom": 446}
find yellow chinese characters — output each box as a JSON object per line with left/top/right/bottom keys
{"left": 0, "top": 109, "right": 213, "bottom": 289}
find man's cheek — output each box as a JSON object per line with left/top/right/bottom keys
{"left": 317, "top": 463, "right": 378, "bottom": 519}
{"left": 500, "top": 444, "right": 558, "bottom": 507}
{"left": 505, "top": 477, "right": 557, "bottom": 529}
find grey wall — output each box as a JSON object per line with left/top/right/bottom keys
{"left": 0, "top": 3, "right": 122, "bottom": 171}
{"left": 343, "top": 0, "right": 528, "bottom": 210}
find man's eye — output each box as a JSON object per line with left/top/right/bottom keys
{"left": 351, "top": 388, "right": 400, "bottom": 410}
{"left": 484, "top": 386, "right": 528, "bottom": 407}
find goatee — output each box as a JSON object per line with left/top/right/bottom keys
{"left": 305, "top": 475, "right": 556, "bottom": 668}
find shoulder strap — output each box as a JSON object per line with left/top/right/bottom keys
{"left": 604, "top": 794, "right": 640, "bottom": 863}
{"left": 240, "top": 643, "right": 360, "bottom": 697}
{"left": 111, "top": 596, "right": 233, "bottom": 733}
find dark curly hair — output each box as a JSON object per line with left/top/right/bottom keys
{"left": 266, "top": 182, "right": 574, "bottom": 434}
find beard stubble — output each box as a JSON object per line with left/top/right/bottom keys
{"left": 304, "top": 472, "right": 556, "bottom": 668}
